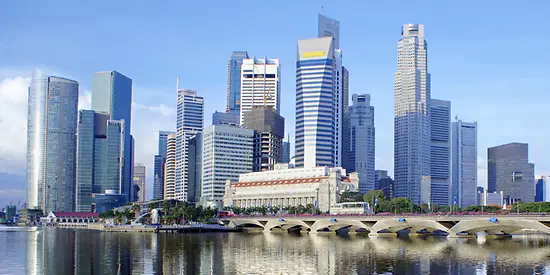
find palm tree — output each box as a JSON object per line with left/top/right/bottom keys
{"left": 132, "top": 204, "right": 141, "bottom": 220}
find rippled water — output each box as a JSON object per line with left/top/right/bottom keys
{"left": 1, "top": 226, "right": 550, "bottom": 274}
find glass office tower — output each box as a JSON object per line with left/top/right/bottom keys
{"left": 26, "top": 69, "right": 79, "bottom": 212}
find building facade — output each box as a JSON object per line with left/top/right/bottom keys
{"left": 133, "top": 164, "right": 146, "bottom": 202}
{"left": 227, "top": 51, "right": 249, "bottom": 116}
{"left": 282, "top": 141, "right": 291, "bottom": 163}
{"left": 318, "top": 14, "right": 348, "bottom": 169}
{"left": 212, "top": 111, "right": 239, "bottom": 126}
{"left": 478, "top": 190, "right": 505, "bottom": 207}
{"left": 239, "top": 57, "right": 280, "bottom": 125}
{"left": 188, "top": 133, "right": 203, "bottom": 203}
{"left": 176, "top": 88, "right": 204, "bottom": 201}
{"left": 394, "top": 24, "right": 432, "bottom": 205}
{"left": 223, "top": 167, "right": 358, "bottom": 213}
{"left": 535, "top": 176, "right": 545, "bottom": 202}
{"left": 451, "top": 119, "right": 477, "bottom": 207}
{"left": 348, "top": 94, "right": 375, "bottom": 193}
{"left": 243, "top": 107, "right": 285, "bottom": 171}
{"left": 153, "top": 131, "right": 174, "bottom": 200}
{"left": 430, "top": 99, "right": 451, "bottom": 206}
{"left": 91, "top": 71, "right": 133, "bottom": 203}
{"left": 295, "top": 36, "right": 336, "bottom": 168}
{"left": 76, "top": 111, "right": 125, "bottom": 212}
{"left": 487, "top": 143, "right": 535, "bottom": 203}
{"left": 200, "top": 125, "right": 254, "bottom": 208}
{"left": 164, "top": 133, "right": 177, "bottom": 200}
{"left": 26, "top": 70, "right": 79, "bottom": 212}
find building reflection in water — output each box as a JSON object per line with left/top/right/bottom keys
{"left": 23, "top": 229, "right": 550, "bottom": 274}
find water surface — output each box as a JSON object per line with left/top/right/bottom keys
{"left": 1, "top": 226, "right": 550, "bottom": 274}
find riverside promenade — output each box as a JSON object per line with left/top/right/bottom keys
{"left": 224, "top": 214, "right": 550, "bottom": 237}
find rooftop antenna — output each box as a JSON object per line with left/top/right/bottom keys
{"left": 455, "top": 115, "right": 458, "bottom": 121}
{"left": 176, "top": 77, "right": 180, "bottom": 90}
{"left": 321, "top": 5, "right": 325, "bottom": 15}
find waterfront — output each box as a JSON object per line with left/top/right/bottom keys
{"left": 1, "top": 227, "right": 550, "bottom": 274}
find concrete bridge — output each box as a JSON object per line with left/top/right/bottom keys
{"left": 225, "top": 215, "right": 550, "bottom": 237}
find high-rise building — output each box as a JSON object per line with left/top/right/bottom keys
{"left": 76, "top": 111, "right": 125, "bottom": 212}
{"left": 535, "top": 176, "right": 545, "bottom": 202}
{"left": 348, "top": 94, "right": 375, "bottom": 193}
{"left": 91, "top": 70, "right": 133, "bottom": 203}
{"left": 430, "top": 99, "right": 451, "bottom": 206}
{"left": 133, "top": 164, "right": 146, "bottom": 202}
{"left": 200, "top": 125, "right": 254, "bottom": 208}
{"left": 282, "top": 141, "right": 291, "bottom": 163}
{"left": 164, "top": 133, "right": 177, "bottom": 200}
{"left": 188, "top": 133, "right": 203, "bottom": 203}
{"left": 393, "top": 24, "right": 431, "bottom": 205}
{"left": 26, "top": 70, "right": 79, "bottom": 212}
{"left": 153, "top": 131, "right": 174, "bottom": 200}
{"left": 451, "top": 119, "right": 477, "bottom": 207}
{"left": 243, "top": 107, "right": 285, "bottom": 171}
{"left": 318, "top": 14, "right": 348, "bottom": 169}
{"left": 318, "top": 14, "right": 340, "bottom": 50}
{"left": 239, "top": 57, "right": 280, "bottom": 125}
{"left": 176, "top": 86, "right": 204, "bottom": 201}
{"left": 227, "top": 51, "right": 249, "bottom": 116}
{"left": 374, "top": 170, "right": 394, "bottom": 199}
{"left": 212, "top": 111, "right": 239, "bottom": 126}
{"left": 295, "top": 36, "right": 336, "bottom": 168}
{"left": 487, "top": 143, "right": 535, "bottom": 203}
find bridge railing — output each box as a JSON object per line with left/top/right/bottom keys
{"left": 229, "top": 212, "right": 550, "bottom": 218}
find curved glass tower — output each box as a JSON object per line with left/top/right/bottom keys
{"left": 26, "top": 69, "right": 79, "bottom": 212}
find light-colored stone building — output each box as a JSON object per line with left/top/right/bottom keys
{"left": 223, "top": 167, "right": 358, "bottom": 213}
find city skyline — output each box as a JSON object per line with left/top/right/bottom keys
{"left": 2, "top": 1, "right": 550, "bottom": 204}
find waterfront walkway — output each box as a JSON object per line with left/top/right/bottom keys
{"left": 224, "top": 214, "right": 550, "bottom": 237}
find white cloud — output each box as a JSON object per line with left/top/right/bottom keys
{"left": 0, "top": 76, "right": 30, "bottom": 173}
{"left": 0, "top": 73, "right": 101, "bottom": 174}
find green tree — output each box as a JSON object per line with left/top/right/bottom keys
{"left": 339, "top": 191, "right": 364, "bottom": 203}
{"left": 363, "top": 190, "right": 387, "bottom": 207}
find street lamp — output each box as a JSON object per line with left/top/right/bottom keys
{"left": 371, "top": 187, "right": 388, "bottom": 215}
{"left": 315, "top": 188, "right": 320, "bottom": 214}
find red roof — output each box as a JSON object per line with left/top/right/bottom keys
{"left": 52, "top": 212, "right": 99, "bottom": 218}
{"left": 233, "top": 177, "right": 327, "bottom": 188}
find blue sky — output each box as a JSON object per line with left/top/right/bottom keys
{"left": 1, "top": 1, "right": 549, "bottom": 202}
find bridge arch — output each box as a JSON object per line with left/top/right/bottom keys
{"left": 450, "top": 219, "right": 550, "bottom": 235}
{"left": 263, "top": 219, "right": 311, "bottom": 232}
{"left": 369, "top": 218, "right": 451, "bottom": 235}
{"left": 228, "top": 219, "right": 266, "bottom": 229}
{"left": 309, "top": 219, "right": 370, "bottom": 233}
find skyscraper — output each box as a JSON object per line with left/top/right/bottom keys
{"left": 243, "top": 107, "right": 285, "bottom": 171}
{"left": 26, "top": 70, "right": 79, "bottom": 212}
{"left": 200, "top": 125, "right": 254, "bottom": 208}
{"left": 227, "top": 51, "right": 249, "bottom": 116}
{"left": 348, "top": 94, "right": 375, "bottom": 193}
{"left": 164, "top": 133, "right": 177, "bottom": 200}
{"left": 394, "top": 24, "right": 431, "bottom": 205}
{"left": 318, "top": 14, "right": 348, "bottom": 169}
{"left": 176, "top": 86, "right": 204, "bottom": 201}
{"left": 451, "top": 119, "right": 477, "bottom": 207}
{"left": 153, "top": 131, "right": 174, "bottom": 200}
{"left": 318, "top": 14, "right": 340, "bottom": 49}
{"left": 91, "top": 71, "right": 133, "bottom": 203}
{"left": 239, "top": 57, "right": 280, "bottom": 124}
{"left": 76, "top": 111, "right": 125, "bottom": 212}
{"left": 133, "top": 164, "right": 146, "bottom": 202}
{"left": 188, "top": 133, "right": 203, "bottom": 203}
{"left": 212, "top": 111, "right": 239, "bottom": 126}
{"left": 535, "top": 176, "right": 545, "bottom": 202}
{"left": 430, "top": 99, "right": 451, "bottom": 206}
{"left": 488, "top": 143, "right": 535, "bottom": 203}
{"left": 295, "top": 36, "right": 336, "bottom": 168}
{"left": 282, "top": 141, "right": 291, "bottom": 163}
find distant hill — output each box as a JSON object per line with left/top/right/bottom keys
{"left": 0, "top": 173, "right": 26, "bottom": 209}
